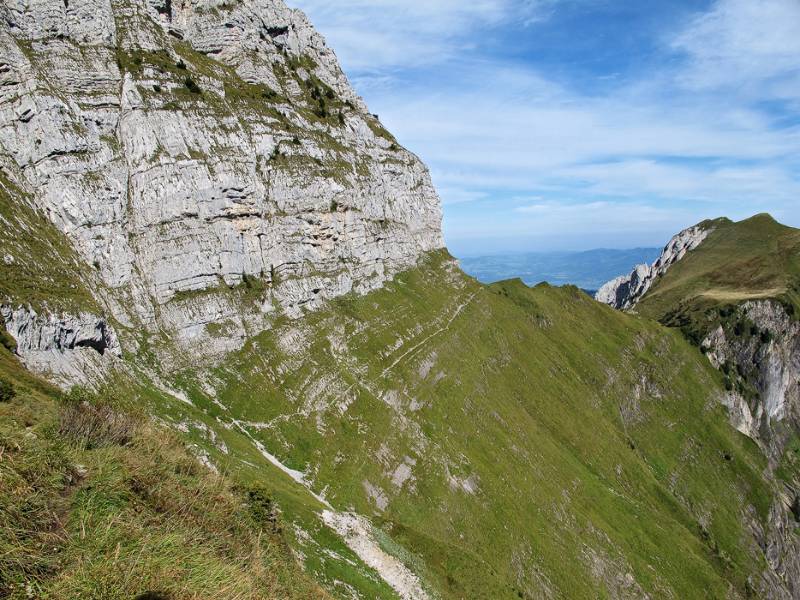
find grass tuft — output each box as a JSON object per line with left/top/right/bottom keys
{"left": 58, "top": 386, "right": 139, "bottom": 449}
{"left": 0, "top": 377, "right": 14, "bottom": 402}
{"left": 0, "top": 326, "right": 15, "bottom": 354}
{"left": 0, "top": 348, "right": 326, "bottom": 599}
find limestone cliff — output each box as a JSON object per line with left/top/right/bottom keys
{"left": 709, "top": 300, "right": 800, "bottom": 598}
{"left": 595, "top": 221, "right": 717, "bottom": 310}
{"left": 0, "top": 304, "right": 121, "bottom": 385}
{"left": 0, "top": 0, "right": 443, "bottom": 368}
{"left": 705, "top": 301, "right": 800, "bottom": 459}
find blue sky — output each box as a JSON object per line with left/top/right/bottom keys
{"left": 287, "top": 0, "right": 800, "bottom": 255}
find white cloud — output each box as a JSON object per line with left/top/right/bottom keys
{"left": 289, "top": 0, "right": 800, "bottom": 249}
{"left": 557, "top": 160, "right": 800, "bottom": 204}
{"left": 373, "top": 63, "right": 800, "bottom": 207}
{"left": 288, "top": 0, "right": 550, "bottom": 71}
{"left": 671, "top": 0, "right": 800, "bottom": 97}
{"left": 512, "top": 200, "right": 680, "bottom": 229}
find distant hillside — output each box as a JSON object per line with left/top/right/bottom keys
{"left": 458, "top": 247, "right": 662, "bottom": 291}
{"left": 633, "top": 215, "right": 800, "bottom": 465}
{"left": 635, "top": 214, "right": 800, "bottom": 329}
{"left": 598, "top": 214, "right": 800, "bottom": 557}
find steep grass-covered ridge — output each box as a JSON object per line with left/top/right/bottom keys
{"left": 605, "top": 214, "right": 800, "bottom": 460}
{"left": 599, "top": 214, "right": 800, "bottom": 595}
{"left": 152, "top": 251, "right": 798, "bottom": 599}
{"left": 1, "top": 0, "right": 800, "bottom": 598}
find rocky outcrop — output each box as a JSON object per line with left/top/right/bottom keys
{"left": 1, "top": 304, "right": 121, "bottom": 387}
{"left": 0, "top": 0, "right": 443, "bottom": 362}
{"left": 598, "top": 220, "right": 800, "bottom": 596}
{"left": 763, "top": 496, "right": 800, "bottom": 600}
{"left": 702, "top": 300, "right": 800, "bottom": 462}
{"left": 596, "top": 224, "right": 714, "bottom": 309}
{"left": 695, "top": 300, "right": 800, "bottom": 596}
{"left": 595, "top": 217, "right": 800, "bottom": 466}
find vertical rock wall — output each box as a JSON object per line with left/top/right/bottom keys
{"left": 0, "top": 0, "right": 444, "bottom": 361}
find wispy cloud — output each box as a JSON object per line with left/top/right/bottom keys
{"left": 377, "top": 63, "right": 800, "bottom": 200}
{"left": 671, "top": 0, "right": 800, "bottom": 99}
{"left": 289, "top": 0, "right": 800, "bottom": 251}
{"left": 512, "top": 200, "right": 681, "bottom": 229}
{"left": 290, "top": 0, "right": 549, "bottom": 71}
{"left": 557, "top": 160, "right": 800, "bottom": 204}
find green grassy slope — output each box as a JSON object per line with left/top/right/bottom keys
{"left": 636, "top": 214, "right": 800, "bottom": 338}
{"left": 162, "top": 251, "right": 782, "bottom": 599}
{"left": 0, "top": 345, "right": 327, "bottom": 599}
{"left": 1, "top": 185, "right": 793, "bottom": 596}
{"left": 0, "top": 171, "right": 100, "bottom": 313}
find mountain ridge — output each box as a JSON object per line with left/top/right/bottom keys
{"left": 2, "top": 2, "right": 800, "bottom": 599}
{"left": 458, "top": 247, "right": 662, "bottom": 290}
{"left": 596, "top": 213, "right": 799, "bottom": 315}
{"left": 596, "top": 213, "right": 800, "bottom": 595}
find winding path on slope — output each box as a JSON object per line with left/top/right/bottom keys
{"left": 380, "top": 291, "right": 478, "bottom": 378}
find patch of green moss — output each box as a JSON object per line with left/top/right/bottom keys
{"left": 366, "top": 115, "right": 398, "bottom": 145}
{"left": 0, "top": 325, "right": 16, "bottom": 354}
{"left": 776, "top": 435, "right": 800, "bottom": 484}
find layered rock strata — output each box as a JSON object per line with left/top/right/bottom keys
{"left": 596, "top": 224, "right": 713, "bottom": 309}
{"left": 1, "top": 304, "right": 121, "bottom": 385}
{"left": 0, "top": 0, "right": 443, "bottom": 363}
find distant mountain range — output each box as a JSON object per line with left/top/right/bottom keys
{"left": 457, "top": 247, "right": 663, "bottom": 292}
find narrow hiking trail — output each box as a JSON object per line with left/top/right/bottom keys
{"left": 381, "top": 291, "right": 478, "bottom": 378}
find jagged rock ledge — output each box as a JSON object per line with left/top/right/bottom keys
{"left": 1, "top": 304, "right": 121, "bottom": 387}
{"left": 596, "top": 223, "right": 715, "bottom": 309}
{"left": 704, "top": 300, "right": 800, "bottom": 461}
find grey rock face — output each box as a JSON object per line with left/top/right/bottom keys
{"left": 702, "top": 301, "right": 800, "bottom": 461}
{"left": 701, "top": 301, "right": 800, "bottom": 596}
{"left": 595, "top": 224, "right": 713, "bottom": 309}
{"left": 762, "top": 496, "right": 800, "bottom": 600}
{"left": 1, "top": 304, "right": 122, "bottom": 387}
{"left": 0, "top": 0, "right": 443, "bottom": 363}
